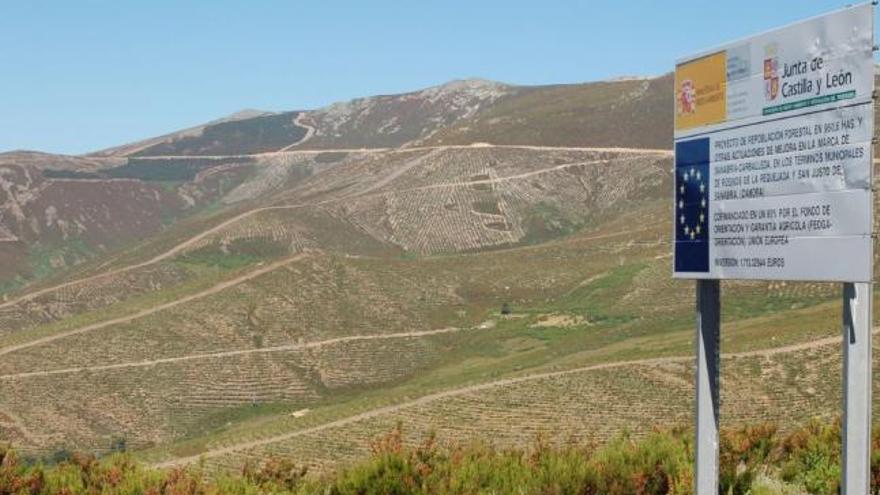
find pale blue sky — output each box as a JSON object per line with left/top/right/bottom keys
{"left": 1, "top": 1, "right": 876, "bottom": 154}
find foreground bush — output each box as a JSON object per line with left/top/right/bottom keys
{"left": 2, "top": 419, "right": 879, "bottom": 494}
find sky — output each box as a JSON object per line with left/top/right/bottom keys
{"left": 1, "top": 1, "right": 877, "bottom": 155}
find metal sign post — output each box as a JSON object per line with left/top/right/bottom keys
{"left": 842, "top": 282, "right": 873, "bottom": 494}
{"left": 695, "top": 279, "right": 721, "bottom": 493}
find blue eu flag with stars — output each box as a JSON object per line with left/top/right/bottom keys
{"left": 674, "top": 138, "right": 710, "bottom": 273}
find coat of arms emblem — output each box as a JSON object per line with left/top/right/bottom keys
{"left": 764, "top": 43, "right": 779, "bottom": 101}
{"left": 678, "top": 79, "right": 696, "bottom": 115}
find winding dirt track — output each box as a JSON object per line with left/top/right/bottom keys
{"left": 0, "top": 326, "right": 466, "bottom": 379}
{"left": 153, "top": 327, "right": 869, "bottom": 469}
{"left": 277, "top": 113, "right": 317, "bottom": 152}
{"left": 418, "top": 158, "right": 608, "bottom": 190}
{"left": 0, "top": 146, "right": 668, "bottom": 313}
{"left": 0, "top": 253, "right": 312, "bottom": 358}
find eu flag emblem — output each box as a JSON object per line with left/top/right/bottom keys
{"left": 674, "top": 138, "right": 710, "bottom": 273}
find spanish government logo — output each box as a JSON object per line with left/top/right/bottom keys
{"left": 678, "top": 79, "right": 697, "bottom": 115}
{"left": 764, "top": 43, "right": 779, "bottom": 101}
{"left": 674, "top": 51, "right": 727, "bottom": 131}
{"left": 674, "top": 138, "right": 710, "bottom": 273}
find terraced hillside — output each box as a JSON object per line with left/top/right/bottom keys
{"left": 0, "top": 145, "right": 676, "bottom": 455}
{"left": 0, "top": 74, "right": 875, "bottom": 479}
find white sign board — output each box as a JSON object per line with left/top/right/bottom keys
{"left": 673, "top": 3, "right": 875, "bottom": 281}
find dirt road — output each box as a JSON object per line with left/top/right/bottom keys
{"left": 0, "top": 253, "right": 312, "bottom": 357}
{"left": 124, "top": 144, "right": 671, "bottom": 161}
{"left": 0, "top": 206, "right": 311, "bottom": 311}
{"left": 0, "top": 146, "right": 667, "bottom": 313}
{"left": 0, "top": 326, "right": 466, "bottom": 379}
{"left": 153, "top": 327, "right": 867, "bottom": 468}
{"left": 277, "top": 113, "right": 317, "bottom": 152}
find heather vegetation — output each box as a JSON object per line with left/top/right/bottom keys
{"left": 132, "top": 112, "right": 307, "bottom": 156}
{"left": 1, "top": 420, "right": 875, "bottom": 495}
{"left": 42, "top": 157, "right": 256, "bottom": 182}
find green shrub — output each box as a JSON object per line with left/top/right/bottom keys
{"left": 719, "top": 423, "right": 777, "bottom": 494}
{"left": 5, "top": 420, "right": 880, "bottom": 494}
{"left": 777, "top": 419, "right": 841, "bottom": 494}
{"left": 590, "top": 431, "right": 692, "bottom": 495}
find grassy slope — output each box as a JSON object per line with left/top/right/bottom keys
{"left": 0, "top": 200, "right": 663, "bottom": 451}
{"left": 132, "top": 215, "right": 848, "bottom": 468}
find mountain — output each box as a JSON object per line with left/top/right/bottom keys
{"left": 95, "top": 79, "right": 515, "bottom": 157}
{"left": 93, "top": 77, "right": 672, "bottom": 157}
{"left": 0, "top": 74, "right": 873, "bottom": 476}
{"left": 0, "top": 76, "right": 672, "bottom": 293}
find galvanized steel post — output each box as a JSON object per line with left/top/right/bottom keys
{"left": 695, "top": 279, "right": 720, "bottom": 493}
{"left": 842, "top": 282, "right": 872, "bottom": 495}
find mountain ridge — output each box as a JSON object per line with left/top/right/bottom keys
{"left": 86, "top": 75, "right": 668, "bottom": 158}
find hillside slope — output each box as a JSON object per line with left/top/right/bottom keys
{"left": 0, "top": 75, "right": 674, "bottom": 294}
{"left": 426, "top": 75, "right": 673, "bottom": 149}
{"left": 0, "top": 74, "right": 874, "bottom": 476}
